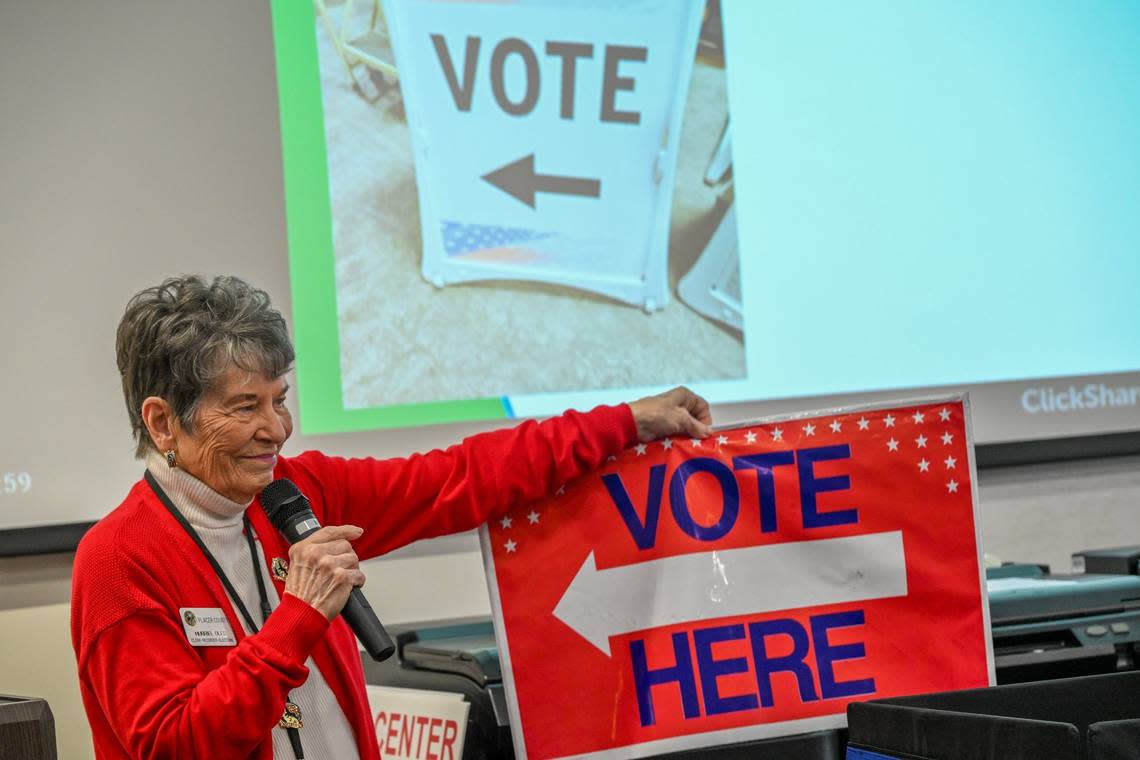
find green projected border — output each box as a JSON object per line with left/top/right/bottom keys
{"left": 269, "top": 0, "right": 508, "bottom": 434}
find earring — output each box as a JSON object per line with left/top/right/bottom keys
{"left": 165, "top": 450, "right": 177, "bottom": 468}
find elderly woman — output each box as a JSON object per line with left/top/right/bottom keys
{"left": 71, "top": 275, "right": 712, "bottom": 760}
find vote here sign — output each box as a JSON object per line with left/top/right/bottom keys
{"left": 480, "top": 397, "right": 993, "bottom": 759}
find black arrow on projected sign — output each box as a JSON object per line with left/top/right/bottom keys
{"left": 481, "top": 154, "right": 601, "bottom": 209}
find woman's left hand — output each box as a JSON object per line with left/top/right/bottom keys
{"left": 628, "top": 386, "right": 713, "bottom": 443}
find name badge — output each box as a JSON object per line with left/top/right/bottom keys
{"left": 179, "top": 607, "right": 237, "bottom": 647}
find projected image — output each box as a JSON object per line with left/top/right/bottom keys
{"left": 277, "top": 0, "right": 1140, "bottom": 435}
{"left": 311, "top": 0, "right": 745, "bottom": 413}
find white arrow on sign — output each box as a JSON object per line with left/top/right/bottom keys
{"left": 553, "top": 530, "right": 908, "bottom": 656}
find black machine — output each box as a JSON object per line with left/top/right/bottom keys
{"left": 848, "top": 670, "right": 1140, "bottom": 760}
{"left": 1073, "top": 545, "right": 1140, "bottom": 576}
{"left": 0, "top": 694, "right": 57, "bottom": 760}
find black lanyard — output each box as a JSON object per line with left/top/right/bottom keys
{"left": 145, "top": 470, "right": 305, "bottom": 759}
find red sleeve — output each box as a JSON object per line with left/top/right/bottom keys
{"left": 79, "top": 594, "right": 328, "bottom": 759}
{"left": 288, "top": 403, "right": 637, "bottom": 559}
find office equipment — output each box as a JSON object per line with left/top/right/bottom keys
{"left": 1072, "top": 546, "right": 1140, "bottom": 576}
{"left": 848, "top": 671, "right": 1140, "bottom": 759}
{"left": 0, "top": 694, "right": 57, "bottom": 760}
{"left": 987, "top": 565, "right": 1140, "bottom": 684}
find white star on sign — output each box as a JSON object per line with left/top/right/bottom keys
{"left": 944, "top": 456, "right": 957, "bottom": 470}
{"left": 505, "top": 539, "right": 517, "bottom": 553}
{"left": 857, "top": 417, "right": 870, "bottom": 430}
{"left": 661, "top": 439, "right": 673, "bottom": 450}
{"left": 939, "top": 408, "right": 952, "bottom": 422}
{"left": 884, "top": 414, "right": 896, "bottom": 428}
{"left": 946, "top": 479, "right": 959, "bottom": 493}
{"left": 829, "top": 420, "right": 842, "bottom": 433}
{"left": 527, "top": 511, "right": 540, "bottom": 524}
{"left": 635, "top": 443, "right": 647, "bottom": 456}
{"left": 915, "top": 435, "right": 928, "bottom": 448}
{"left": 772, "top": 427, "right": 783, "bottom": 441}
{"left": 499, "top": 516, "right": 512, "bottom": 529}
{"left": 912, "top": 411, "right": 925, "bottom": 424}
{"left": 887, "top": 438, "right": 899, "bottom": 452}
{"left": 744, "top": 430, "right": 758, "bottom": 444}
{"left": 556, "top": 485, "right": 566, "bottom": 496}
{"left": 690, "top": 438, "right": 703, "bottom": 447}
{"left": 717, "top": 435, "right": 729, "bottom": 446}
{"left": 918, "top": 458, "right": 930, "bottom": 472}
{"left": 803, "top": 423, "right": 816, "bottom": 436}
{"left": 941, "top": 432, "right": 953, "bottom": 445}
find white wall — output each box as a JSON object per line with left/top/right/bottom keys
{"left": 977, "top": 454, "right": 1140, "bottom": 574}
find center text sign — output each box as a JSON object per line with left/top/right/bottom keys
{"left": 481, "top": 397, "right": 993, "bottom": 759}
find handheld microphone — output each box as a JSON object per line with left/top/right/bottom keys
{"left": 260, "top": 478, "right": 396, "bottom": 662}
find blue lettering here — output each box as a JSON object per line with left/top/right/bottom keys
{"left": 693, "top": 624, "right": 758, "bottom": 716}
{"left": 749, "top": 618, "right": 819, "bottom": 707}
{"left": 629, "top": 610, "right": 875, "bottom": 727}
{"left": 811, "top": 610, "right": 876, "bottom": 699}
{"left": 630, "top": 632, "right": 700, "bottom": 727}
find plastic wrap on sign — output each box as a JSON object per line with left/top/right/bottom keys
{"left": 479, "top": 395, "right": 994, "bottom": 760}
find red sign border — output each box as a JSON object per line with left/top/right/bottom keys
{"left": 480, "top": 393, "right": 995, "bottom": 760}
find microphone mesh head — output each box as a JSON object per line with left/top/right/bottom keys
{"left": 259, "top": 478, "right": 312, "bottom": 531}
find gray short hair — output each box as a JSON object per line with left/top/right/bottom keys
{"left": 116, "top": 275, "right": 295, "bottom": 457}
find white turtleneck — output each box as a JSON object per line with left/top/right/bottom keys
{"left": 146, "top": 452, "right": 360, "bottom": 760}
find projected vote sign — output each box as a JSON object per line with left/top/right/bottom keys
{"left": 385, "top": 0, "right": 701, "bottom": 311}
{"left": 481, "top": 398, "right": 993, "bottom": 759}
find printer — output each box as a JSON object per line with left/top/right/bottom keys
{"left": 987, "top": 563, "right": 1140, "bottom": 683}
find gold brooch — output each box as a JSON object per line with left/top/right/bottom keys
{"left": 279, "top": 701, "right": 303, "bottom": 729}
{"left": 271, "top": 557, "right": 289, "bottom": 581}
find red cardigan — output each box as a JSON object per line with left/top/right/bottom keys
{"left": 71, "top": 404, "right": 636, "bottom": 759}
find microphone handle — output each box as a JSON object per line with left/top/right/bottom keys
{"left": 283, "top": 517, "right": 396, "bottom": 662}
{"left": 343, "top": 588, "right": 396, "bottom": 661}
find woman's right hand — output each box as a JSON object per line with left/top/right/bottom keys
{"left": 628, "top": 386, "right": 713, "bottom": 442}
{"left": 282, "top": 525, "right": 366, "bottom": 620}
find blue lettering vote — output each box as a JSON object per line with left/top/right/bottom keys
{"left": 630, "top": 610, "right": 875, "bottom": 727}
{"left": 603, "top": 465, "right": 665, "bottom": 550}
{"left": 798, "top": 445, "right": 857, "bottom": 528}
{"left": 670, "top": 459, "right": 739, "bottom": 541}
{"left": 604, "top": 445, "right": 857, "bottom": 550}
{"left": 731, "top": 451, "right": 794, "bottom": 533}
